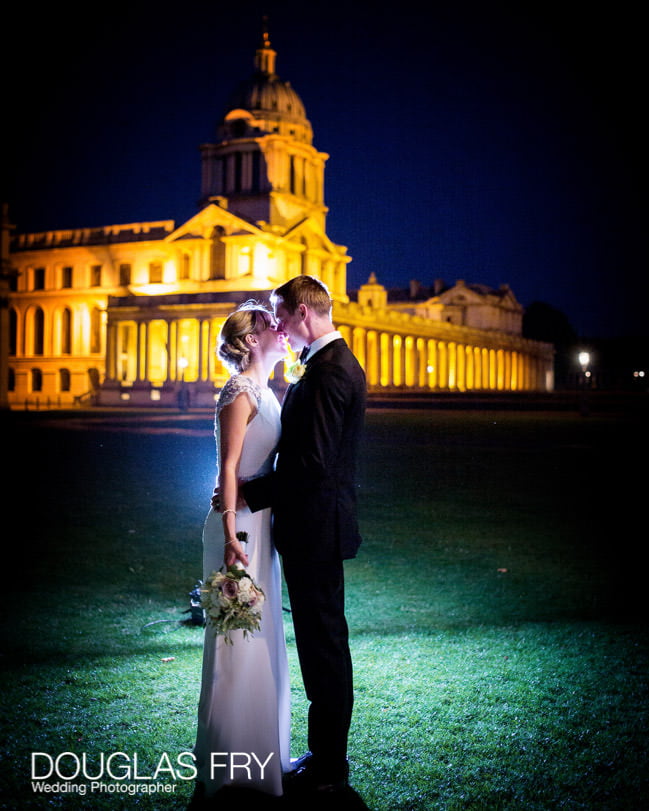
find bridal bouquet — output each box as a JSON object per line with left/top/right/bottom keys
{"left": 200, "top": 535, "right": 265, "bottom": 644}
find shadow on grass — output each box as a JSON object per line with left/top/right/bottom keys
{"left": 187, "top": 783, "right": 372, "bottom": 810}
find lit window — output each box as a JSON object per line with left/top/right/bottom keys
{"left": 91, "top": 265, "right": 102, "bottom": 286}
{"left": 119, "top": 263, "right": 132, "bottom": 286}
{"left": 149, "top": 262, "right": 163, "bottom": 283}
{"left": 61, "top": 308, "right": 72, "bottom": 354}
{"left": 91, "top": 308, "right": 102, "bottom": 354}
{"left": 33, "top": 268, "right": 45, "bottom": 290}
{"left": 33, "top": 308, "right": 45, "bottom": 355}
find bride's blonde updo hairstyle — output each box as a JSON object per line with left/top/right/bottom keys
{"left": 218, "top": 300, "right": 274, "bottom": 373}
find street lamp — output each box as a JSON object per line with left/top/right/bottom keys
{"left": 577, "top": 350, "right": 591, "bottom": 416}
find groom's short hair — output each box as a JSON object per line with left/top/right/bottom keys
{"left": 272, "top": 276, "right": 332, "bottom": 317}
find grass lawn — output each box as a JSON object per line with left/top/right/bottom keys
{"left": 1, "top": 404, "right": 648, "bottom": 810}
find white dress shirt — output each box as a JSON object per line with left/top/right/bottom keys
{"left": 302, "top": 330, "right": 343, "bottom": 363}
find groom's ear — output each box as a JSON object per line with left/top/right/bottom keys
{"left": 297, "top": 303, "right": 308, "bottom": 320}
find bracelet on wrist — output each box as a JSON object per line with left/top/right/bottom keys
{"left": 222, "top": 509, "right": 237, "bottom": 517}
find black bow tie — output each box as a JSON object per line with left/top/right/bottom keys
{"left": 299, "top": 346, "right": 310, "bottom": 363}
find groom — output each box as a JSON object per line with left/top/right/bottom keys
{"left": 243, "top": 275, "right": 366, "bottom": 793}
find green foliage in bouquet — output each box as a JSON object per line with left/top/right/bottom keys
{"left": 200, "top": 532, "right": 265, "bottom": 644}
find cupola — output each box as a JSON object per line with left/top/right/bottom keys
{"left": 219, "top": 27, "right": 313, "bottom": 145}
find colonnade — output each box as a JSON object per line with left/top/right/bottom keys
{"left": 342, "top": 325, "right": 550, "bottom": 392}
{"left": 103, "top": 309, "right": 552, "bottom": 396}
{"left": 104, "top": 313, "right": 229, "bottom": 389}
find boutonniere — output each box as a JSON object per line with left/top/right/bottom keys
{"left": 286, "top": 360, "right": 307, "bottom": 384}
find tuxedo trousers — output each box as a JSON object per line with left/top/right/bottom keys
{"left": 282, "top": 557, "right": 353, "bottom": 778}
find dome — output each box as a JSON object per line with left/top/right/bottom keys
{"left": 220, "top": 30, "right": 313, "bottom": 144}
{"left": 226, "top": 74, "right": 307, "bottom": 123}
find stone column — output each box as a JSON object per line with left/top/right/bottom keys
{"left": 137, "top": 321, "right": 148, "bottom": 382}
{"left": 105, "top": 321, "right": 118, "bottom": 381}
{"left": 427, "top": 339, "right": 437, "bottom": 390}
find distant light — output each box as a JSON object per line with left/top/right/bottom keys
{"left": 150, "top": 389, "right": 161, "bottom": 400}
{"left": 178, "top": 357, "right": 189, "bottom": 369}
{"left": 633, "top": 370, "right": 645, "bottom": 378}
{"left": 578, "top": 351, "right": 590, "bottom": 368}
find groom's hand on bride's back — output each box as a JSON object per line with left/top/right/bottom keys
{"left": 210, "top": 486, "right": 247, "bottom": 512}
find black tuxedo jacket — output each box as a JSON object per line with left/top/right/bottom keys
{"left": 243, "top": 338, "right": 366, "bottom": 562}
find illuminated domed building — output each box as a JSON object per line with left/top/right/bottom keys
{"left": 6, "top": 29, "right": 553, "bottom": 408}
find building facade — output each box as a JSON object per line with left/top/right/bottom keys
{"left": 6, "top": 31, "right": 553, "bottom": 409}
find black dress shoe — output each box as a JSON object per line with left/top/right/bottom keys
{"left": 283, "top": 752, "right": 349, "bottom": 793}
{"left": 286, "top": 751, "right": 315, "bottom": 774}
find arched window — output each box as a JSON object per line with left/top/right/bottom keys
{"left": 9, "top": 308, "right": 17, "bottom": 355}
{"left": 290, "top": 155, "right": 296, "bottom": 194}
{"left": 33, "top": 308, "right": 45, "bottom": 355}
{"left": 61, "top": 307, "right": 72, "bottom": 354}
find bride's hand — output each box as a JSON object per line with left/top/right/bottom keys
{"left": 224, "top": 538, "right": 249, "bottom": 569}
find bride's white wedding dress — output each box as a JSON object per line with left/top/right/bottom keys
{"left": 194, "top": 375, "right": 290, "bottom": 797}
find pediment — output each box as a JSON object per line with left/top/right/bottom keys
{"left": 165, "top": 204, "right": 262, "bottom": 242}
{"left": 283, "top": 216, "right": 348, "bottom": 257}
{"left": 438, "top": 281, "right": 522, "bottom": 311}
{"left": 498, "top": 289, "right": 522, "bottom": 309}
{"left": 439, "top": 284, "right": 485, "bottom": 306}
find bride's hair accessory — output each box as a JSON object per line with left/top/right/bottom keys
{"left": 218, "top": 300, "right": 274, "bottom": 372}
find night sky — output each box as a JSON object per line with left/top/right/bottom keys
{"left": 3, "top": 1, "right": 645, "bottom": 338}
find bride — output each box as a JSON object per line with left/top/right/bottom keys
{"left": 194, "top": 301, "right": 290, "bottom": 798}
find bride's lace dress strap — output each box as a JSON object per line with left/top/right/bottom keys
{"left": 216, "top": 375, "right": 263, "bottom": 417}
